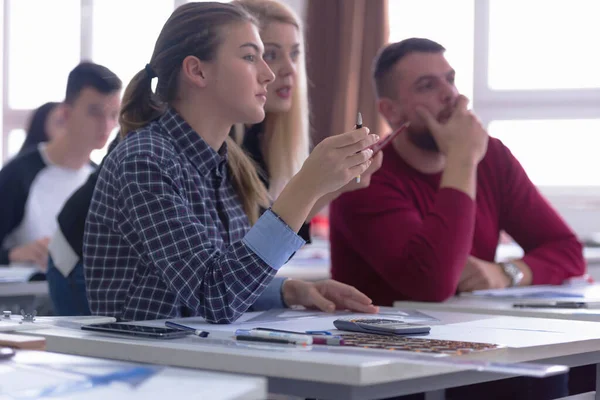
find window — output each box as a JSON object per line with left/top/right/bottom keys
{"left": 387, "top": 0, "right": 600, "bottom": 193}
{"left": 92, "top": 1, "right": 174, "bottom": 92}
{"left": 86, "top": 1, "right": 175, "bottom": 164}
{"left": 0, "top": 0, "right": 179, "bottom": 167}
{"left": 7, "top": 0, "right": 81, "bottom": 109}
{"left": 6, "top": 129, "right": 25, "bottom": 161}
{"left": 489, "top": 120, "right": 600, "bottom": 186}
{"left": 488, "top": 0, "right": 600, "bottom": 90}
{"left": 387, "top": 0, "right": 474, "bottom": 101}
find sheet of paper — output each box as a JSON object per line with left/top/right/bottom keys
{"left": 464, "top": 284, "right": 600, "bottom": 299}
{"left": 0, "top": 266, "right": 38, "bottom": 283}
{"left": 165, "top": 309, "right": 439, "bottom": 332}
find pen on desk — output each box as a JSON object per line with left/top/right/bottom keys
{"left": 312, "top": 336, "right": 345, "bottom": 346}
{"left": 235, "top": 334, "right": 298, "bottom": 345}
{"left": 512, "top": 302, "right": 600, "bottom": 309}
{"left": 254, "top": 328, "right": 344, "bottom": 346}
{"left": 254, "top": 327, "right": 304, "bottom": 334}
{"left": 165, "top": 321, "right": 209, "bottom": 338}
{"left": 236, "top": 329, "right": 312, "bottom": 345}
{"left": 355, "top": 111, "right": 363, "bottom": 184}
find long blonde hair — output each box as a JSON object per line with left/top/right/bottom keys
{"left": 233, "top": 0, "right": 310, "bottom": 199}
{"left": 119, "top": 2, "right": 269, "bottom": 224}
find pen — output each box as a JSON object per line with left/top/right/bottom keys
{"left": 254, "top": 328, "right": 344, "bottom": 346}
{"left": 236, "top": 329, "right": 312, "bottom": 345}
{"left": 312, "top": 336, "right": 345, "bottom": 346}
{"left": 235, "top": 334, "right": 298, "bottom": 345}
{"left": 165, "top": 321, "right": 209, "bottom": 338}
{"left": 513, "top": 302, "right": 600, "bottom": 309}
{"left": 355, "top": 111, "right": 363, "bottom": 184}
{"left": 254, "top": 327, "right": 305, "bottom": 334}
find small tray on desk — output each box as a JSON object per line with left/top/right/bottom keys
{"left": 338, "top": 333, "right": 503, "bottom": 356}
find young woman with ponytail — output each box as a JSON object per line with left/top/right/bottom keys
{"left": 84, "top": 2, "right": 379, "bottom": 323}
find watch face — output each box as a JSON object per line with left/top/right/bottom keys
{"left": 503, "top": 262, "right": 524, "bottom": 286}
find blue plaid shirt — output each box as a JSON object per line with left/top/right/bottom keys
{"left": 84, "top": 109, "right": 305, "bottom": 323}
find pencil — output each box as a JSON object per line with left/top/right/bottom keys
{"left": 355, "top": 111, "right": 363, "bottom": 184}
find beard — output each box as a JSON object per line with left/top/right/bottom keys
{"left": 407, "top": 127, "right": 440, "bottom": 153}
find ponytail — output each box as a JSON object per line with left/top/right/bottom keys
{"left": 226, "top": 136, "right": 270, "bottom": 225}
{"left": 119, "top": 68, "right": 165, "bottom": 138}
{"left": 118, "top": 2, "right": 268, "bottom": 224}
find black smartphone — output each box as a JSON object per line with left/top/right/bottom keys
{"left": 81, "top": 323, "right": 192, "bottom": 339}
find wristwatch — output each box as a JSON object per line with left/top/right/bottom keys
{"left": 499, "top": 261, "right": 524, "bottom": 287}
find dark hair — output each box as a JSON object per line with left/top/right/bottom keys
{"left": 373, "top": 38, "right": 445, "bottom": 99}
{"left": 65, "top": 62, "right": 122, "bottom": 104}
{"left": 119, "top": 2, "right": 268, "bottom": 224}
{"left": 18, "top": 102, "right": 60, "bottom": 155}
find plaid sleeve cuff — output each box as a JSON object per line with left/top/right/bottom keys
{"left": 242, "top": 209, "right": 305, "bottom": 270}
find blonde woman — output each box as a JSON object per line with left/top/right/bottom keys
{"left": 233, "top": 0, "right": 383, "bottom": 241}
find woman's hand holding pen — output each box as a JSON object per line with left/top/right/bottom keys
{"left": 304, "top": 150, "right": 383, "bottom": 221}
{"left": 271, "top": 127, "right": 378, "bottom": 232}
{"left": 340, "top": 150, "right": 383, "bottom": 191}
{"left": 299, "top": 127, "right": 379, "bottom": 198}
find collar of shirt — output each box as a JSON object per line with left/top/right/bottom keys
{"left": 159, "top": 108, "right": 228, "bottom": 178}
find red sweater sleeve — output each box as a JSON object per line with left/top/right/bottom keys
{"left": 331, "top": 170, "right": 476, "bottom": 302}
{"left": 498, "top": 144, "right": 585, "bottom": 284}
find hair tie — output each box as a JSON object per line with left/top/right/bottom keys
{"left": 145, "top": 63, "right": 157, "bottom": 79}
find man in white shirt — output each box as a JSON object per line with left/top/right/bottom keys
{"left": 0, "top": 62, "right": 121, "bottom": 275}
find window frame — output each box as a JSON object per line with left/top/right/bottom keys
{"left": 0, "top": 0, "right": 184, "bottom": 166}
{"left": 472, "top": 0, "right": 600, "bottom": 195}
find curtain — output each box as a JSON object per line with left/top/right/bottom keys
{"left": 305, "top": 0, "right": 389, "bottom": 144}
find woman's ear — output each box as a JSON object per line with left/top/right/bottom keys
{"left": 181, "top": 55, "right": 208, "bottom": 88}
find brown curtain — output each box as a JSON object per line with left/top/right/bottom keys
{"left": 305, "top": 0, "right": 389, "bottom": 145}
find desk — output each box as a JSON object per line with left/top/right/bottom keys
{"left": 277, "top": 240, "right": 330, "bottom": 281}
{"left": 558, "top": 393, "right": 596, "bottom": 400}
{"left": 396, "top": 297, "right": 600, "bottom": 322}
{"left": 0, "top": 281, "right": 48, "bottom": 297}
{"left": 497, "top": 244, "right": 600, "bottom": 266}
{"left": 1, "top": 349, "right": 266, "bottom": 400}
{"left": 0, "top": 281, "right": 50, "bottom": 315}
{"left": 14, "top": 309, "right": 600, "bottom": 400}
{"left": 394, "top": 285, "right": 600, "bottom": 322}
{"left": 277, "top": 242, "right": 600, "bottom": 282}
{"left": 0, "top": 266, "right": 51, "bottom": 315}
{"left": 0, "top": 265, "right": 38, "bottom": 283}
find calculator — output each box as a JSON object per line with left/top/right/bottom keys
{"left": 333, "top": 318, "right": 431, "bottom": 335}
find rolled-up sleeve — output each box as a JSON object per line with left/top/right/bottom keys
{"left": 243, "top": 209, "right": 305, "bottom": 270}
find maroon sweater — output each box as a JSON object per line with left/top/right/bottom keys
{"left": 330, "top": 137, "right": 585, "bottom": 306}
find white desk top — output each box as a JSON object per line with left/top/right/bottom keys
{"left": 14, "top": 309, "right": 600, "bottom": 399}
{"left": 0, "top": 265, "right": 39, "bottom": 283}
{"left": 0, "top": 281, "right": 48, "bottom": 297}
{"left": 1, "top": 349, "right": 266, "bottom": 400}
{"left": 276, "top": 241, "right": 600, "bottom": 282}
{"left": 394, "top": 283, "right": 600, "bottom": 322}
{"left": 496, "top": 243, "right": 600, "bottom": 265}
{"left": 395, "top": 296, "right": 600, "bottom": 322}
{"left": 276, "top": 240, "right": 330, "bottom": 281}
